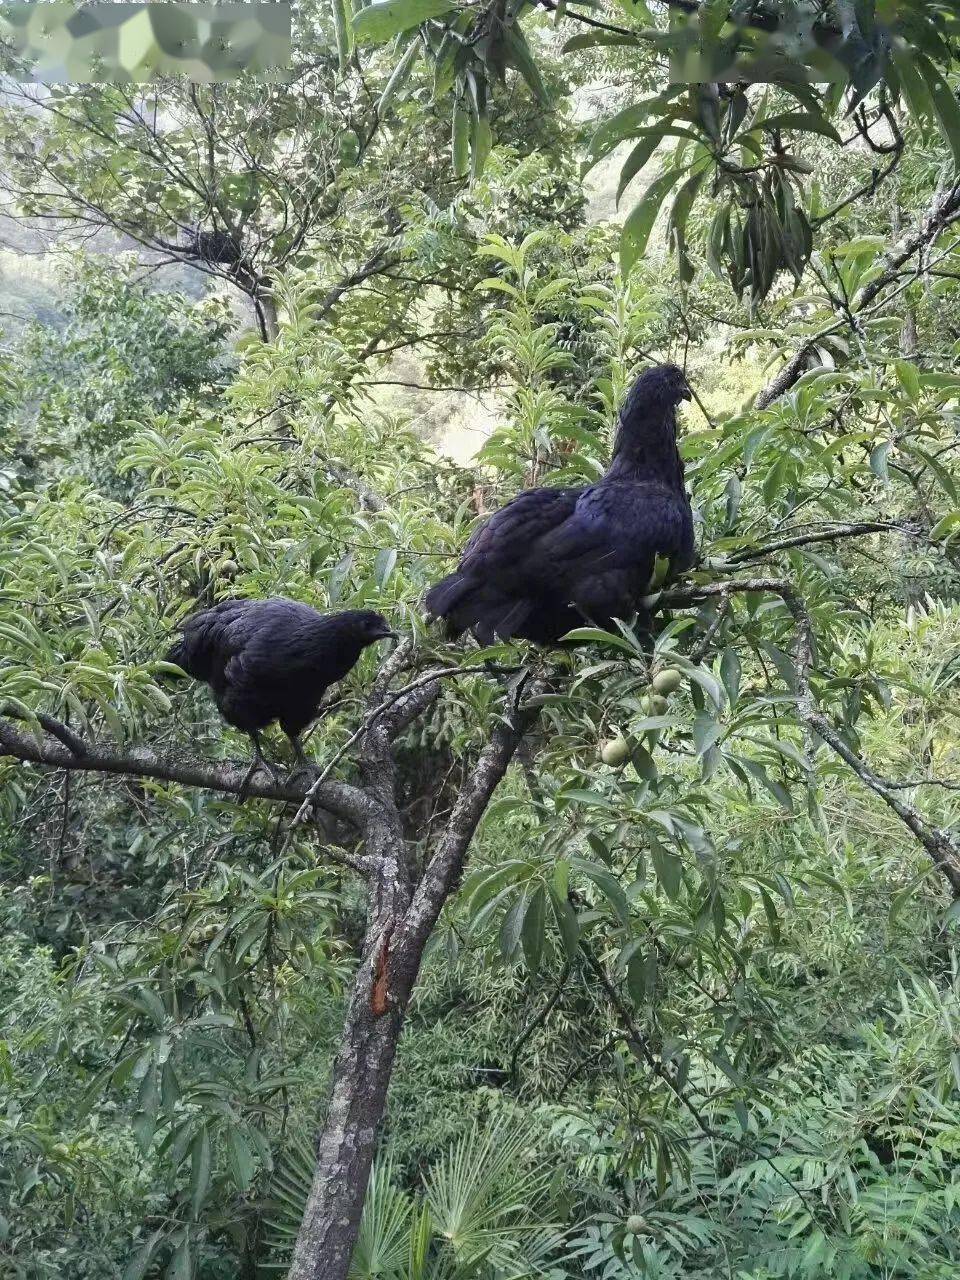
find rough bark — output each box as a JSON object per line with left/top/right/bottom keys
{"left": 289, "top": 963, "right": 405, "bottom": 1279}
{"left": 288, "top": 813, "right": 410, "bottom": 1280}
{"left": 287, "top": 695, "right": 535, "bottom": 1280}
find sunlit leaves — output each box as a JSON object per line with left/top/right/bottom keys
{"left": 353, "top": 0, "right": 455, "bottom": 46}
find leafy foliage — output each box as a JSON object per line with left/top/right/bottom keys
{"left": 2, "top": 8, "right": 960, "bottom": 1280}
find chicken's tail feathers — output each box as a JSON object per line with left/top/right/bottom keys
{"left": 426, "top": 574, "right": 540, "bottom": 645}
{"left": 425, "top": 574, "right": 475, "bottom": 638}
{"left": 425, "top": 574, "right": 468, "bottom": 619}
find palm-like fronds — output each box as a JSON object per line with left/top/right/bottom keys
{"left": 423, "top": 1117, "right": 559, "bottom": 1276}
{"left": 349, "top": 1154, "right": 413, "bottom": 1278}
{"left": 262, "top": 1116, "right": 560, "bottom": 1278}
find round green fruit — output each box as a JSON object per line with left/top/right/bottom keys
{"left": 600, "top": 736, "right": 630, "bottom": 766}
{"left": 625, "top": 1214, "right": 646, "bottom": 1235}
{"left": 652, "top": 667, "right": 683, "bottom": 695}
{"left": 648, "top": 694, "right": 670, "bottom": 716}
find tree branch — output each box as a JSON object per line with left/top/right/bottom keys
{"left": 397, "top": 680, "right": 545, "bottom": 953}
{"left": 2, "top": 705, "right": 88, "bottom": 757}
{"left": 0, "top": 717, "right": 372, "bottom": 829}
{"left": 721, "top": 520, "right": 918, "bottom": 565}
{"left": 661, "top": 578, "right": 960, "bottom": 894}
{"left": 755, "top": 180, "right": 960, "bottom": 410}
{"left": 508, "top": 961, "right": 572, "bottom": 1083}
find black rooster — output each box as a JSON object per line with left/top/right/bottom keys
{"left": 426, "top": 363, "right": 695, "bottom": 645}
{"left": 167, "top": 599, "right": 396, "bottom": 788}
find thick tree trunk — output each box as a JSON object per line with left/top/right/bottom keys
{"left": 287, "top": 809, "right": 416, "bottom": 1280}
{"left": 287, "top": 703, "right": 533, "bottom": 1280}
{"left": 286, "top": 940, "right": 409, "bottom": 1280}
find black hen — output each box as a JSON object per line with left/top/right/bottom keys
{"left": 167, "top": 599, "right": 396, "bottom": 784}
{"left": 426, "top": 363, "right": 695, "bottom": 645}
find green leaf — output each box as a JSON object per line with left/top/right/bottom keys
{"left": 758, "top": 885, "right": 781, "bottom": 941}
{"left": 894, "top": 358, "right": 921, "bottom": 401}
{"left": 929, "top": 511, "right": 960, "bottom": 541}
{"left": 377, "top": 39, "right": 420, "bottom": 114}
{"left": 561, "top": 626, "right": 643, "bottom": 654}
{"left": 621, "top": 165, "right": 687, "bottom": 277}
{"left": 499, "top": 891, "right": 527, "bottom": 961}
{"left": 914, "top": 54, "right": 960, "bottom": 169}
{"left": 757, "top": 110, "right": 842, "bottom": 144}
{"left": 892, "top": 45, "right": 936, "bottom": 129}
{"left": 583, "top": 93, "right": 680, "bottom": 172}
{"left": 626, "top": 949, "right": 656, "bottom": 1007}
{"left": 616, "top": 132, "right": 665, "bottom": 207}
{"left": 166, "top": 1236, "right": 191, "bottom": 1280}
{"left": 332, "top": 0, "right": 354, "bottom": 68}
{"left": 354, "top": 0, "right": 455, "bottom": 45}
{"left": 650, "top": 840, "right": 682, "bottom": 901}
{"left": 190, "top": 1127, "right": 212, "bottom": 1218}
{"left": 452, "top": 98, "right": 470, "bottom": 177}
{"left": 869, "top": 441, "right": 891, "bottom": 483}
{"left": 720, "top": 646, "right": 740, "bottom": 704}
{"left": 122, "top": 1232, "right": 163, "bottom": 1280}
{"left": 692, "top": 710, "right": 722, "bottom": 757}
{"left": 576, "top": 860, "right": 631, "bottom": 922}
{"left": 226, "top": 1128, "right": 255, "bottom": 1192}
{"left": 549, "top": 886, "right": 580, "bottom": 960}
{"left": 503, "top": 27, "right": 549, "bottom": 104}
{"left": 470, "top": 112, "right": 493, "bottom": 182}
{"left": 374, "top": 547, "right": 397, "bottom": 586}
{"left": 905, "top": 444, "right": 958, "bottom": 502}
{"left": 521, "top": 885, "right": 546, "bottom": 973}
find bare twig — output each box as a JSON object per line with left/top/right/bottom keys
{"left": 508, "top": 961, "right": 572, "bottom": 1083}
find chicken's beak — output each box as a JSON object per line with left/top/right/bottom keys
{"left": 680, "top": 383, "right": 693, "bottom": 402}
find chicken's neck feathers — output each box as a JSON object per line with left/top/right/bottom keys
{"left": 605, "top": 406, "right": 684, "bottom": 489}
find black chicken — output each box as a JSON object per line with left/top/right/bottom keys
{"left": 426, "top": 363, "right": 695, "bottom": 645}
{"left": 167, "top": 599, "right": 396, "bottom": 787}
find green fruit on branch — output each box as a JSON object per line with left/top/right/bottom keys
{"left": 652, "top": 667, "right": 683, "bottom": 695}
{"left": 600, "top": 735, "right": 630, "bottom": 766}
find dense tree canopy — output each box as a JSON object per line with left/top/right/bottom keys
{"left": 2, "top": 3, "right": 960, "bottom": 1280}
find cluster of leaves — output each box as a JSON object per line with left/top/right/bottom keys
{"left": 2, "top": 18, "right": 960, "bottom": 1280}
{"left": 3, "top": 257, "right": 232, "bottom": 498}
{"left": 267, "top": 1119, "right": 561, "bottom": 1277}
{"left": 358, "top": 0, "right": 960, "bottom": 305}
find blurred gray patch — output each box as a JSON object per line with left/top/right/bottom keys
{"left": 665, "top": 3, "right": 912, "bottom": 86}
{"left": 0, "top": 2, "right": 291, "bottom": 82}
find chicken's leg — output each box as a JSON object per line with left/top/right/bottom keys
{"left": 284, "top": 730, "right": 319, "bottom": 786}
{"left": 238, "top": 729, "right": 281, "bottom": 800}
